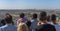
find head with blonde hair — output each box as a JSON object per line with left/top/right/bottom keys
{"left": 17, "top": 22, "right": 28, "bottom": 31}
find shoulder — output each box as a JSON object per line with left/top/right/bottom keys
{"left": 31, "top": 20, "right": 34, "bottom": 22}
{"left": 45, "top": 24, "right": 55, "bottom": 27}
{"left": 0, "top": 25, "right": 7, "bottom": 31}
{"left": 31, "top": 19, "right": 38, "bottom": 22}
{"left": 55, "top": 24, "right": 60, "bottom": 28}
{"left": 23, "top": 18, "right": 28, "bottom": 21}
{"left": 17, "top": 18, "right": 22, "bottom": 21}
{"left": 17, "top": 18, "right": 22, "bottom": 22}
{"left": 12, "top": 25, "right": 17, "bottom": 28}
{"left": 24, "top": 18, "right": 28, "bottom": 20}
{"left": 44, "top": 24, "right": 56, "bottom": 29}
{"left": 0, "top": 25, "right": 7, "bottom": 28}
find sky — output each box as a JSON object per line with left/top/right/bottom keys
{"left": 0, "top": 0, "right": 60, "bottom": 9}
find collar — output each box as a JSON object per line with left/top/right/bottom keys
{"left": 6, "top": 23, "right": 13, "bottom": 25}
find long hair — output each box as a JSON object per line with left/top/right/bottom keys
{"left": 17, "top": 22, "right": 28, "bottom": 31}
{"left": 4, "top": 13, "right": 14, "bottom": 24}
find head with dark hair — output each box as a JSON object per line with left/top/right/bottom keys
{"left": 5, "top": 13, "right": 10, "bottom": 15}
{"left": 32, "top": 13, "right": 37, "bottom": 19}
{"left": 51, "top": 14, "right": 56, "bottom": 20}
{"left": 26, "top": 20, "right": 31, "bottom": 27}
{"left": 5, "top": 13, "right": 12, "bottom": 19}
{"left": 4, "top": 14, "right": 14, "bottom": 24}
{"left": 20, "top": 13, "right": 25, "bottom": 18}
{"left": 39, "top": 11, "right": 47, "bottom": 21}
{"left": 51, "top": 14, "right": 56, "bottom": 23}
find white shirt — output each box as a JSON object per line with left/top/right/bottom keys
{"left": 30, "top": 19, "right": 38, "bottom": 31}
{"left": 55, "top": 24, "right": 60, "bottom": 31}
{"left": 0, "top": 24, "right": 17, "bottom": 31}
{"left": 47, "top": 21, "right": 51, "bottom": 24}
{"left": 47, "top": 22, "right": 60, "bottom": 31}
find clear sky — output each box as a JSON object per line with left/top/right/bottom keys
{"left": 0, "top": 0, "right": 60, "bottom": 9}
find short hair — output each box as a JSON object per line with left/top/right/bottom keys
{"left": 32, "top": 13, "right": 37, "bottom": 19}
{"left": 51, "top": 14, "right": 56, "bottom": 20}
{"left": 5, "top": 13, "right": 10, "bottom": 15}
{"left": 5, "top": 13, "right": 12, "bottom": 21}
{"left": 26, "top": 21, "right": 31, "bottom": 27}
{"left": 20, "top": 13, "right": 25, "bottom": 18}
{"left": 39, "top": 11, "right": 47, "bottom": 20}
{"left": 4, "top": 14, "right": 13, "bottom": 23}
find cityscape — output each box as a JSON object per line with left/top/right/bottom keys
{"left": 0, "top": 9, "right": 60, "bottom": 24}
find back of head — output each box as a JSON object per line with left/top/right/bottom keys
{"left": 4, "top": 14, "right": 13, "bottom": 24}
{"left": 39, "top": 11, "right": 47, "bottom": 21}
{"left": 32, "top": 13, "right": 37, "bottom": 19}
{"left": 5, "top": 13, "right": 10, "bottom": 15}
{"left": 51, "top": 14, "right": 56, "bottom": 21}
{"left": 5, "top": 13, "right": 12, "bottom": 20}
{"left": 26, "top": 20, "right": 31, "bottom": 27}
{"left": 20, "top": 13, "right": 25, "bottom": 18}
{"left": 17, "top": 23, "right": 28, "bottom": 31}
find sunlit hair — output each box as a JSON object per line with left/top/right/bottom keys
{"left": 17, "top": 22, "right": 28, "bottom": 31}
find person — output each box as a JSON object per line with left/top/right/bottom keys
{"left": 5, "top": 13, "right": 14, "bottom": 24}
{"left": 50, "top": 14, "right": 57, "bottom": 25}
{"left": 30, "top": 13, "right": 38, "bottom": 31}
{"left": 0, "top": 14, "right": 17, "bottom": 31}
{"left": 26, "top": 20, "right": 31, "bottom": 31}
{"left": 26, "top": 20, "right": 31, "bottom": 27}
{"left": 47, "top": 16, "right": 51, "bottom": 24}
{"left": 17, "top": 19, "right": 28, "bottom": 31}
{"left": 0, "top": 13, "right": 14, "bottom": 27}
{"left": 50, "top": 14, "right": 60, "bottom": 31}
{"left": 36, "top": 11, "right": 56, "bottom": 31}
{"left": 0, "top": 19, "right": 6, "bottom": 26}
{"left": 17, "top": 13, "right": 28, "bottom": 26}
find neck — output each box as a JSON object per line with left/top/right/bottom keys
{"left": 34, "top": 18, "right": 37, "bottom": 20}
{"left": 41, "top": 22, "right": 46, "bottom": 25}
{"left": 51, "top": 22, "right": 57, "bottom": 25}
{"left": 20, "top": 17, "right": 24, "bottom": 18}
{"left": 32, "top": 18, "right": 37, "bottom": 19}
{"left": 40, "top": 20, "right": 47, "bottom": 25}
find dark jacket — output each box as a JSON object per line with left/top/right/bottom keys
{"left": 36, "top": 24, "right": 56, "bottom": 31}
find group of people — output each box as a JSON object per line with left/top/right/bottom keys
{"left": 0, "top": 11, "right": 60, "bottom": 31}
